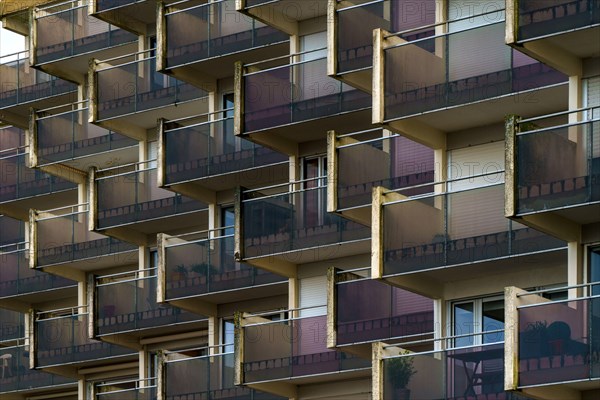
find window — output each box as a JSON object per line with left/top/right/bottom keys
{"left": 221, "top": 318, "right": 235, "bottom": 354}
{"left": 222, "top": 93, "right": 236, "bottom": 152}
{"left": 590, "top": 247, "right": 600, "bottom": 295}
{"left": 222, "top": 93, "right": 250, "bottom": 153}
{"left": 148, "top": 36, "right": 173, "bottom": 90}
{"left": 451, "top": 296, "right": 504, "bottom": 347}
{"left": 302, "top": 155, "right": 327, "bottom": 227}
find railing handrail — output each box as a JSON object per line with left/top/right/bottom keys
{"left": 35, "top": 203, "right": 90, "bottom": 220}
{"left": 96, "top": 266, "right": 157, "bottom": 281}
{"left": 518, "top": 105, "right": 599, "bottom": 124}
{"left": 384, "top": 7, "right": 505, "bottom": 44}
{"left": 165, "top": 349, "right": 235, "bottom": 363}
{"left": 337, "top": 132, "right": 404, "bottom": 150}
{"left": 381, "top": 339, "right": 505, "bottom": 360}
{"left": 244, "top": 304, "right": 327, "bottom": 327}
{"left": 0, "top": 49, "right": 29, "bottom": 62}
{"left": 95, "top": 158, "right": 158, "bottom": 178}
{"left": 163, "top": 107, "right": 234, "bottom": 125}
{"left": 518, "top": 293, "right": 600, "bottom": 310}
{"left": 96, "top": 383, "right": 158, "bottom": 396}
{"left": 0, "top": 241, "right": 28, "bottom": 253}
{"left": 96, "top": 48, "right": 157, "bottom": 69}
{"left": 335, "top": 266, "right": 370, "bottom": 275}
{"left": 36, "top": 304, "right": 88, "bottom": 319}
{"left": 164, "top": 342, "right": 234, "bottom": 356}
{"left": 336, "top": 127, "right": 385, "bottom": 139}
{"left": 36, "top": 106, "right": 90, "bottom": 121}
{"left": 517, "top": 281, "right": 600, "bottom": 297}
{"left": 244, "top": 46, "right": 326, "bottom": 70}
{"left": 0, "top": 337, "right": 28, "bottom": 349}
{"left": 37, "top": 0, "right": 84, "bottom": 12}
{"left": 242, "top": 182, "right": 327, "bottom": 203}
{"left": 0, "top": 145, "right": 28, "bottom": 157}
{"left": 382, "top": 170, "right": 504, "bottom": 202}
{"left": 166, "top": 0, "right": 230, "bottom": 16}
{"left": 165, "top": 232, "right": 234, "bottom": 249}
{"left": 165, "top": 225, "right": 233, "bottom": 241}
{"left": 243, "top": 175, "right": 327, "bottom": 195}
{"left": 95, "top": 376, "right": 157, "bottom": 390}
{"left": 516, "top": 117, "right": 600, "bottom": 137}
{"left": 36, "top": 99, "right": 89, "bottom": 115}
{"left": 382, "top": 329, "right": 505, "bottom": 350}
{"left": 164, "top": 115, "right": 233, "bottom": 134}
{"left": 337, "top": 0, "right": 384, "bottom": 13}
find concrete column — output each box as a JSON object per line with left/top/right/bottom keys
{"left": 568, "top": 241, "right": 583, "bottom": 299}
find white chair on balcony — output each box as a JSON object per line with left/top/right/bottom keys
{"left": 0, "top": 353, "right": 12, "bottom": 378}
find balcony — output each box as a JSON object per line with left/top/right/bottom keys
{"left": 330, "top": 0, "right": 435, "bottom": 92}
{"left": 161, "top": 345, "right": 284, "bottom": 400}
{"left": 0, "top": 309, "right": 24, "bottom": 344}
{"left": 235, "top": 178, "right": 371, "bottom": 274}
{"left": 93, "top": 268, "right": 207, "bottom": 344}
{"left": 0, "top": 241, "right": 77, "bottom": 308}
{"left": 506, "top": 107, "right": 600, "bottom": 241}
{"left": 158, "top": 228, "right": 287, "bottom": 315}
{"left": 372, "top": 177, "right": 567, "bottom": 297}
{"left": 32, "top": 101, "right": 139, "bottom": 172}
{"left": 159, "top": 110, "right": 288, "bottom": 202}
{"left": 374, "top": 335, "right": 512, "bottom": 400}
{"left": 95, "top": 378, "right": 156, "bottom": 400}
{"left": 32, "top": 1, "right": 138, "bottom": 83}
{"left": 33, "top": 306, "right": 137, "bottom": 373}
{"left": 159, "top": 0, "right": 288, "bottom": 86}
{"left": 237, "top": 0, "right": 327, "bottom": 35}
{"left": 91, "top": 0, "right": 160, "bottom": 34}
{"left": 328, "top": 267, "right": 433, "bottom": 355}
{"left": 374, "top": 11, "right": 568, "bottom": 137}
{"left": 505, "top": 285, "right": 600, "bottom": 398}
{"left": 507, "top": 0, "right": 600, "bottom": 75}
{"left": 32, "top": 204, "right": 138, "bottom": 279}
{"left": 0, "top": 51, "right": 76, "bottom": 128}
{"left": 236, "top": 307, "right": 371, "bottom": 397}
{"left": 234, "top": 49, "right": 371, "bottom": 155}
{"left": 0, "top": 145, "right": 77, "bottom": 220}
{"left": 328, "top": 128, "right": 435, "bottom": 225}
{"left": 0, "top": 338, "right": 76, "bottom": 397}
{"left": 90, "top": 50, "right": 209, "bottom": 141}
{"left": 92, "top": 160, "right": 208, "bottom": 244}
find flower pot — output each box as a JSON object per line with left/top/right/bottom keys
{"left": 393, "top": 388, "right": 410, "bottom": 400}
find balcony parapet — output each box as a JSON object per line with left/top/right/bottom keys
{"left": 158, "top": 109, "right": 288, "bottom": 202}
{"left": 504, "top": 284, "right": 600, "bottom": 399}
{"left": 31, "top": 0, "right": 137, "bottom": 83}
{"left": 158, "top": 227, "right": 287, "bottom": 316}
{"left": 327, "top": 128, "right": 435, "bottom": 225}
{"left": 373, "top": 8, "right": 568, "bottom": 135}
{"left": 327, "top": 267, "right": 434, "bottom": 355}
{"left": 30, "top": 203, "right": 138, "bottom": 280}
{"left": 31, "top": 100, "right": 138, "bottom": 173}
{"left": 92, "top": 268, "right": 207, "bottom": 343}
{"left": 235, "top": 306, "right": 371, "bottom": 398}
{"left": 32, "top": 305, "right": 137, "bottom": 373}
{"left": 0, "top": 337, "right": 76, "bottom": 395}
{"left": 235, "top": 177, "right": 371, "bottom": 274}
{"left": 91, "top": 160, "right": 208, "bottom": 244}
{"left": 234, "top": 48, "right": 372, "bottom": 155}
{"left": 505, "top": 107, "right": 600, "bottom": 241}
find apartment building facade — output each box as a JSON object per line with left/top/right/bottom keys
{"left": 0, "top": 0, "right": 598, "bottom": 399}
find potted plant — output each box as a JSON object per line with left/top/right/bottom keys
{"left": 171, "top": 265, "right": 188, "bottom": 283}
{"left": 521, "top": 320, "right": 548, "bottom": 358}
{"left": 387, "top": 351, "right": 416, "bottom": 400}
{"left": 190, "top": 262, "right": 208, "bottom": 274}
